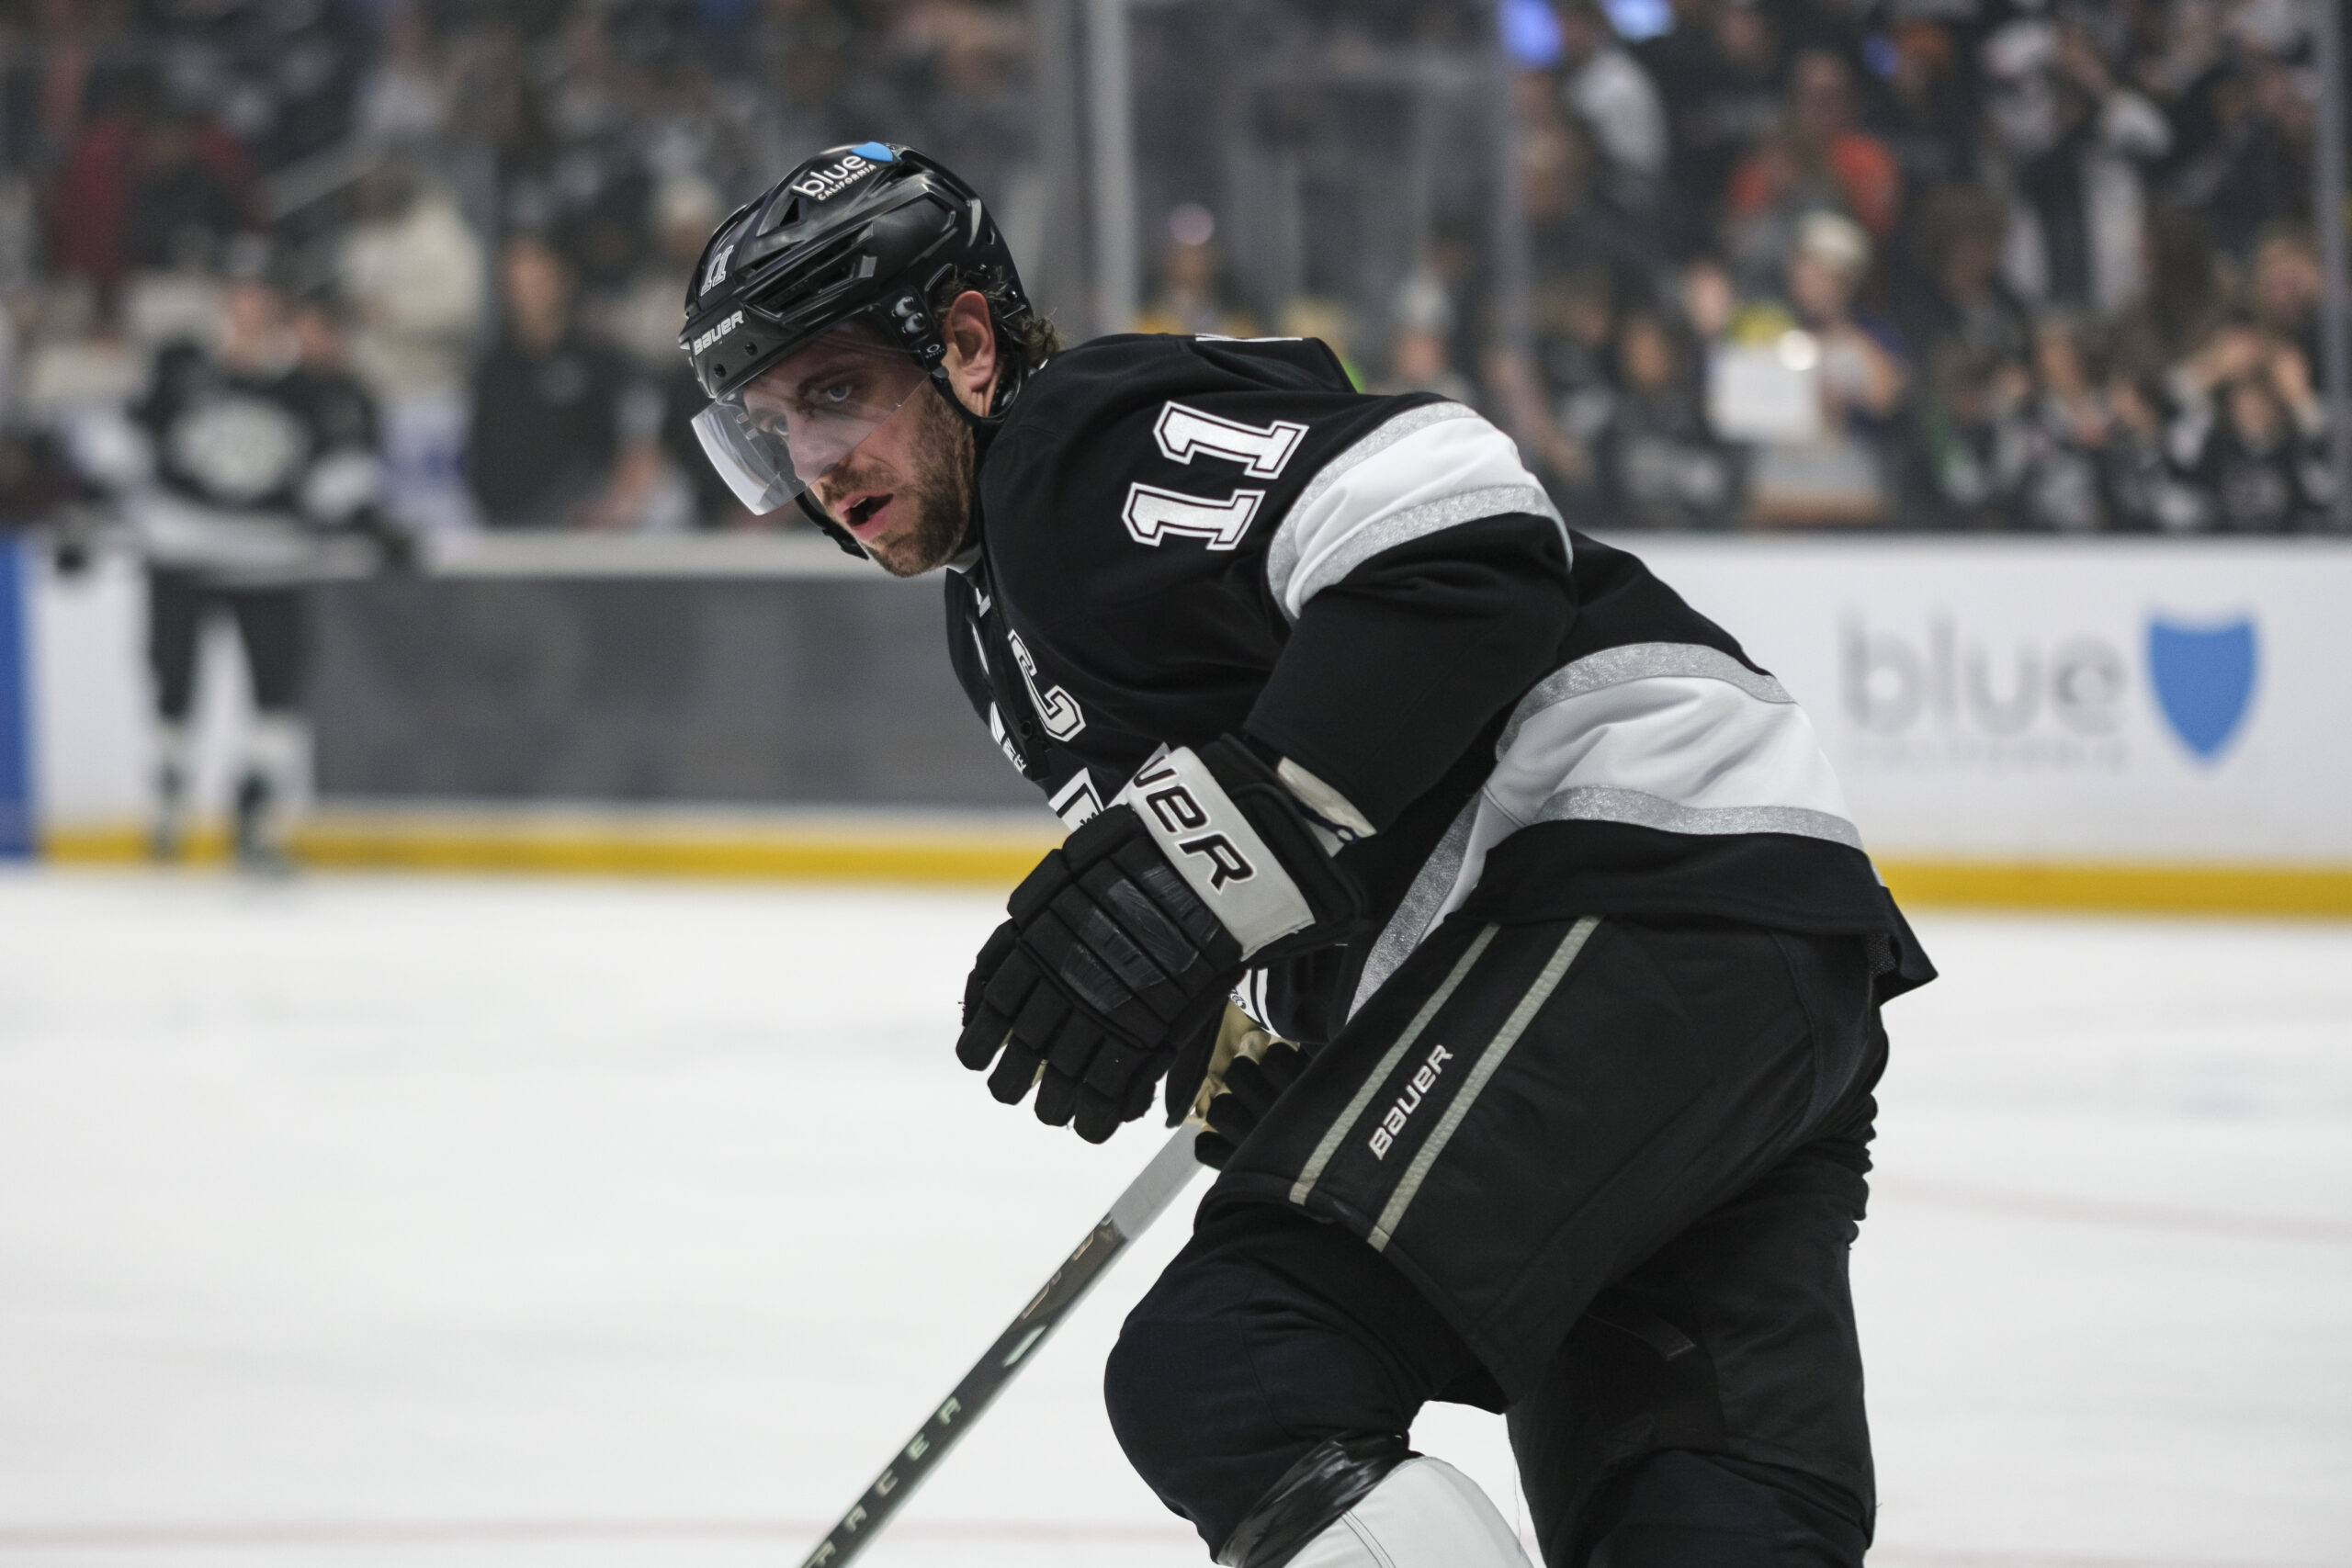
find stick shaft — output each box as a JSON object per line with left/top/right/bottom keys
{"left": 799, "top": 1123, "right": 1201, "bottom": 1568}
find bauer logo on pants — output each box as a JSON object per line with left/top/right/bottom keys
{"left": 1369, "top": 1042, "right": 1453, "bottom": 1159}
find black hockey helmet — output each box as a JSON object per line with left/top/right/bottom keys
{"left": 677, "top": 142, "right": 1035, "bottom": 531}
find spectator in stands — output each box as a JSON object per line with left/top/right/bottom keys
{"left": 1984, "top": 17, "right": 2170, "bottom": 315}
{"left": 465, "top": 234, "right": 660, "bottom": 530}
{"left": 1910, "top": 339, "right": 2030, "bottom": 530}
{"left": 6, "top": 0, "right": 135, "bottom": 177}
{"left": 2168, "top": 327, "right": 2333, "bottom": 532}
{"left": 354, "top": 1, "right": 453, "bottom": 153}
{"left": 340, "top": 163, "right": 485, "bottom": 405}
{"left": 1865, "top": 20, "right": 1977, "bottom": 194}
{"left": 2109, "top": 205, "right": 2231, "bottom": 386}
{"left": 2100, "top": 368, "right": 2204, "bottom": 533}
{"left": 1523, "top": 112, "right": 1662, "bottom": 302}
{"left": 1736, "top": 210, "right": 1908, "bottom": 525}
{"left": 2010, "top": 314, "right": 2114, "bottom": 532}
{"left": 1512, "top": 261, "right": 1623, "bottom": 519}
{"left": 2183, "top": 52, "right": 2317, "bottom": 262}
{"left": 2247, "top": 220, "right": 2324, "bottom": 369}
{"left": 1784, "top": 211, "right": 1906, "bottom": 429}
{"left": 1599, "top": 306, "right": 1739, "bottom": 529}
{"left": 1653, "top": 0, "right": 1783, "bottom": 217}
{"left": 47, "top": 73, "right": 255, "bottom": 290}
{"left": 1136, "top": 204, "right": 1254, "bottom": 338}
{"left": 1893, "top": 185, "right": 2034, "bottom": 378}
{"left": 1376, "top": 266, "right": 1476, "bottom": 405}
{"left": 1724, "top": 49, "right": 1902, "bottom": 289}
{"left": 119, "top": 104, "right": 256, "bottom": 275}
{"left": 1553, "top": 0, "right": 1668, "bottom": 186}
{"left": 339, "top": 161, "right": 485, "bottom": 533}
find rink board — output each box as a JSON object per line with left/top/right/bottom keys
{"left": 15, "top": 534, "right": 2352, "bottom": 911}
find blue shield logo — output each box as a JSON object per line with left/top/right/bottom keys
{"left": 2147, "top": 616, "right": 2257, "bottom": 761}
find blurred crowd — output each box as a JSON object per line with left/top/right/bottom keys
{"left": 1476, "top": 0, "right": 2347, "bottom": 531}
{"left": 0, "top": 0, "right": 2338, "bottom": 538}
{"left": 0, "top": 0, "right": 1033, "bottom": 536}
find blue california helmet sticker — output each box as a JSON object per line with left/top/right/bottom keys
{"left": 2146, "top": 615, "right": 2257, "bottom": 761}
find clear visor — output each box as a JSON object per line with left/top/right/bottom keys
{"left": 690, "top": 325, "right": 933, "bottom": 515}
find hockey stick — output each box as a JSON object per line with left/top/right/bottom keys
{"left": 798, "top": 1122, "right": 1204, "bottom": 1568}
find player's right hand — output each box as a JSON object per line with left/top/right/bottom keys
{"left": 956, "top": 803, "right": 1238, "bottom": 1142}
{"left": 956, "top": 738, "right": 1357, "bottom": 1143}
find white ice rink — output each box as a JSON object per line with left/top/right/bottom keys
{"left": 0, "top": 868, "right": 2346, "bottom": 1568}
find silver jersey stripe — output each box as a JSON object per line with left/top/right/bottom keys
{"left": 1369, "top": 916, "right": 1600, "bottom": 1253}
{"left": 1349, "top": 794, "right": 1479, "bottom": 1021}
{"left": 1285, "top": 482, "right": 1563, "bottom": 611}
{"left": 1498, "top": 643, "right": 1792, "bottom": 753}
{"left": 1263, "top": 401, "right": 1479, "bottom": 605}
{"left": 1288, "top": 922, "right": 1499, "bottom": 1209}
{"left": 1530, "top": 786, "right": 1865, "bottom": 851}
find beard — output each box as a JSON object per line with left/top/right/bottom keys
{"left": 820, "top": 389, "right": 975, "bottom": 579}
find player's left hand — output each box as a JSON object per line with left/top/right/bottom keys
{"left": 956, "top": 737, "right": 1358, "bottom": 1142}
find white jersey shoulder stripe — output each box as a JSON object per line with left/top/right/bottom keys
{"left": 1264, "top": 402, "right": 1566, "bottom": 620}
{"left": 1346, "top": 644, "right": 1861, "bottom": 1020}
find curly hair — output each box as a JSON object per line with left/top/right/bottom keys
{"left": 928, "top": 268, "right": 1065, "bottom": 380}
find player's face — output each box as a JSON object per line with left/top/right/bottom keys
{"left": 734, "top": 332, "right": 972, "bottom": 576}
{"left": 809, "top": 384, "right": 975, "bottom": 577}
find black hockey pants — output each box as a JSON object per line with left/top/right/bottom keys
{"left": 147, "top": 568, "right": 308, "bottom": 721}
{"left": 1104, "top": 914, "right": 1883, "bottom": 1566}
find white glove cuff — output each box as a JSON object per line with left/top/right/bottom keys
{"left": 1115, "top": 746, "right": 1317, "bottom": 959}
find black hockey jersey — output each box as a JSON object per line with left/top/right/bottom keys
{"left": 131, "top": 339, "right": 382, "bottom": 582}
{"left": 946, "top": 334, "right": 1929, "bottom": 1043}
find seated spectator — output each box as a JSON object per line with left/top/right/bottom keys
{"left": 2100, "top": 370, "right": 2202, "bottom": 533}
{"left": 1599, "top": 307, "right": 1739, "bottom": 529}
{"left": 338, "top": 161, "right": 485, "bottom": 534}
{"left": 464, "top": 235, "right": 660, "bottom": 530}
{"left": 340, "top": 162, "right": 485, "bottom": 404}
{"left": 2109, "top": 206, "right": 2231, "bottom": 387}
{"left": 355, "top": 1, "right": 452, "bottom": 152}
{"left": 2181, "top": 53, "right": 2316, "bottom": 261}
{"left": 1734, "top": 211, "right": 1908, "bottom": 525}
{"left": 1374, "top": 268, "right": 1475, "bottom": 404}
{"left": 1553, "top": 0, "right": 1668, "bottom": 188}
{"left": 1724, "top": 49, "right": 1902, "bottom": 288}
{"left": 1894, "top": 186, "right": 2034, "bottom": 389}
{"left": 48, "top": 73, "right": 256, "bottom": 290}
{"left": 1135, "top": 204, "right": 1255, "bottom": 338}
{"left": 2167, "top": 332, "right": 2332, "bottom": 533}
{"left": 1659, "top": 0, "right": 1783, "bottom": 216}
{"left": 1501, "top": 261, "right": 1623, "bottom": 518}
{"left": 2010, "top": 314, "right": 2114, "bottom": 532}
{"left": 1523, "top": 112, "right": 1662, "bottom": 297}
{"left": 2247, "top": 220, "right": 2324, "bottom": 370}
{"left": 1986, "top": 18, "right": 2170, "bottom": 315}
{"left": 1909, "top": 340, "right": 2030, "bottom": 530}
{"left": 1865, "top": 20, "right": 1976, "bottom": 193}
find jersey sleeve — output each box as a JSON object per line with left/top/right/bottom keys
{"left": 1243, "top": 404, "right": 1575, "bottom": 831}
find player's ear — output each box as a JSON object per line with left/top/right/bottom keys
{"left": 942, "top": 289, "right": 999, "bottom": 416}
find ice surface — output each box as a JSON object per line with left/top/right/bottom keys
{"left": 0, "top": 869, "right": 2346, "bottom": 1566}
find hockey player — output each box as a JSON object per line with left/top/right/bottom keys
{"left": 123, "top": 263, "right": 385, "bottom": 866}
{"left": 682, "top": 145, "right": 1934, "bottom": 1568}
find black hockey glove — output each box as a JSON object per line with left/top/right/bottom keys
{"left": 957, "top": 737, "right": 1359, "bottom": 1143}
{"left": 1197, "top": 1036, "right": 1319, "bottom": 1170}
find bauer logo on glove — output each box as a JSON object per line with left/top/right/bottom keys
{"left": 956, "top": 737, "right": 1359, "bottom": 1143}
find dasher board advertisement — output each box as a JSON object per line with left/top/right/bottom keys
{"left": 1628, "top": 536, "right": 2352, "bottom": 866}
